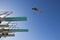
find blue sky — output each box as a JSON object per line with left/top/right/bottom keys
{"left": 0, "top": 0, "right": 60, "bottom": 40}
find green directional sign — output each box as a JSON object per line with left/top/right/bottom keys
{"left": 9, "top": 29, "right": 28, "bottom": 32}
{"left": 0, "top": 29, "right": 28, "bottom": 32}
{"left": 5, "top": 17, "right": 27, "bottom": 21}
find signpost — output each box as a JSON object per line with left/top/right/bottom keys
{"left": 5, "top": 17, "right": 27, "bottom": 21}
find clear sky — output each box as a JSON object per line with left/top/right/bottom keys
{"left": 0, "top": 0, "right": 60, "bottom": 40}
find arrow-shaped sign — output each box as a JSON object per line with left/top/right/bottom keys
{"left": 4, "top": 17, "right": 27, "bottom": 21}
